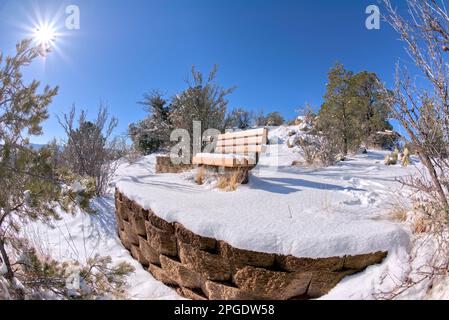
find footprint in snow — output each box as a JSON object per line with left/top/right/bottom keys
{"left": 342, "top": 198, "right": 362, "bottom": 206}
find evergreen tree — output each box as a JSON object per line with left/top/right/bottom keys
{"left": 226, "top": 108, "right": 253, "bottom": 129}
{"left": 318, "top": 63, "right": 358, "bottom": 155}
{"left": 0, "top": 40, "right": 60, "bottom": 280}
{"left": 318, "top": 63, "right": 392, "bottom": 155}
{"left": 129, "top": 91, "right": 172, "bottom": 154}
{"left": 350, "top": 71, "right": 392, "bottom": 142}
{"left": 265, "top": 112, "right": 285, "bottom": 126}
{"left": 0, "top": 41, "right": 132, "bottom": 298}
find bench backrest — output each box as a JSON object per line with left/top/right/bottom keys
{"left": 215, "top": 128, "right": 268, "bottom": 163}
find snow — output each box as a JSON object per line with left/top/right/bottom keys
{"left": 21, "top": 198, "right": 182, "bottom": 300}
{"left": 115, "top": 126, "right": 413, "bottom": 259}
{"left": 19, "top": 125, "right": 433, "bottom": 299}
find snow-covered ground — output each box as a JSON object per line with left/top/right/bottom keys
{"left": 18, "top": 125, "right": 441, "bottom": 299}
{"left": 22, "top": 199, "right": 182, "bottom": 300}
{"left": 116, "top": 150, "right": 411, "bottom": 258}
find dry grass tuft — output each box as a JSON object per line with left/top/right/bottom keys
{"left": 388, "top": 198, "right": 410, "bottom": 222}
{"left": 195, "top": 166, "right": 206, "bottom": 185}
{"left": 216, "top": 169, "right": 247, "bottom": 192}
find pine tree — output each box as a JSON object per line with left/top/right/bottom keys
{"left": 1, "top": 41, "right": 132, "bottom": 298}
{"left": 318, "top": 63, "right": 359, "bottom": 155}
{"left": 350, "top": 71, "right": 392, "bottom": 142}
{"left": 129, "top": 90, "right": 172, "bottom": 154}
{"left": 0, "top": 39, "right": 60, "bottom": 280}
{"left": 318, "top": 63, "right": 393, "bottom": 155}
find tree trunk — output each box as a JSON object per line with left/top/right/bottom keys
{"left": 0, "top": 238, "right": 14, "bottom": 281}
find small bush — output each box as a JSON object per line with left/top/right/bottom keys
{"left": 216, "top": 169, "right": 247, "bottom": 192}
{"left": 297, "top": 134, "right": 339, "bottom": 167}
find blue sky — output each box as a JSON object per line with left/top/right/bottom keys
{"left": 0, "top": 0, "right": 410, "bottom": 144}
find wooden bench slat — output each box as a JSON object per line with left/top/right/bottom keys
{"left": 215, "top": 145, "right": 266, "bottom": 154}
{"left": 192, "top": 155, "right": 250, "bottom": 168}
{"left": 218, "top": 128, "right": 268, "bottom": 141}
{"left": 192, "top": 128, "right": 268, "bottom": 169}
{"left": 217, "top": 136, "right": 267, "bottom": 147}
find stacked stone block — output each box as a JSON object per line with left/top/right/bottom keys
{"left": 115, "top": 189, "right": 387, "bottom": 300}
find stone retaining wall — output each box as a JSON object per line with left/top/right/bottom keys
{"left": 156, "top": 156, "right": 194, "bottom": 174}
{"left": 115, "top": 189, "right": 387, "bottom": 300}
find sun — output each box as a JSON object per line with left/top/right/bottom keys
{"left": 33, "top": 24, "right": 56, "bottom": 50}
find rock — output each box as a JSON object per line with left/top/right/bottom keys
{"left": 344, "top": 252, "right": 387, "bottom": 270}
{"left": 123, "top": 220, "right": 139, "bottom": 245}
{"left": 148, "top": 264, "right": 177, "bottom": 286}
{"left": 275, "top": 255, "right": 344, "bottom": 272}
{"left": 358, "top": 147, "right": 368, "bottom": 154}
{"left": 123, "top": 196, "right": 133, "bottom": 210}
{"left": 119, "top": 206, "right": 130, "bottom": 222}
{"left": 131, "top": 244, "right": 149, "bottom": 267}
{"left": 233, "top": 266, "right": 312, "bottom": 300}
{"left": 307, "top": 271, "right": 354, "bottom": 298}
{"left": 139, "top": 236, "right": 160, "bottom": 265}
{"left": 178, "top": 242, "right": 231, "bottom": 282}
{"left": 118, "top": 229, "right": 131, "bottom": 250}
{"left": 175, "top": 223, "right": 216, "bottom": 251}
{"left": 131, "top": 201, "right": 144, "bottom": 214}
{"left": 145, "top": 221, "right": 178, "bottom": 257}
{"left": 177, "top": 287, "right": 208, "bottom": 300}
{"left": 159, "top": 255, "right": 203, "bottom": 289}
{"left": 115, "top": 210, "right": 124, "bottom": 232}
{"left": 203, "top": 280, "right": 263, "bottom": 300}
{"left": 130, "top": 210, "right": 147, "bottom": 237}
{"left": 291, "top": 160, "right": 303, "bottom": 167}
{"left": 219, "top": 242, "right": 275, "bottom": 271}
{"left": 147, "top": 210, "right": 175, "bottom": 234}
{"left": 115, "top": 188, "right": 122, "bottom": 201}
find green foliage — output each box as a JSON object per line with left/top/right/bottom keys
{"left": 15, "top": 245, "right": 134, "bottom": 300}
{"left": 317, "top": 63, "right": 392, "bottom": 155}
{"left": 59, "top": 105, "right": 119, "bottom": 196}
{"left": 169, "top": 65, "right": 235, "bottom": 135}
{"left": 129, "top": 91, "right": 172, "bottom": 155}
{"left": 226, "top": 108, "right": 253, "bottom": 129}
{"left": 265, "top": 112, "right": 285, "bottom": 126}
{"left": 130, "top": 65, "right": 235, "bottom": 155}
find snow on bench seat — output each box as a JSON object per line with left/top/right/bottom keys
{"left": 192, "top": 153, "right": 257, "bottom": 167}
{"left": 193, "top": 128, "right": 268, "bottom": 168}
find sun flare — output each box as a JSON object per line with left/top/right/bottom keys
{"left": 33, "top": 24, "right": 56, "bottom": 47}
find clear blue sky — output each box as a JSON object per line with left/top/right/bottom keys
{"left": 0, "top": 0, "right": 410, "bottom": 144}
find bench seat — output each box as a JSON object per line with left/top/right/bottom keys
{"left": 192, "top": 153, "right": 256, "bottom": 168}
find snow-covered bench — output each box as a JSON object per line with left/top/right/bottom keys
{"left": 192, "top": 128, "right": 268, "bottom": 183}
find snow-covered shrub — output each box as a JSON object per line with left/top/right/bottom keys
{"left": 58, "top": 105, "right": 120, "bottom": 196}
{"left": 298, "top": 134, "right": 339, "bottom": 167}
